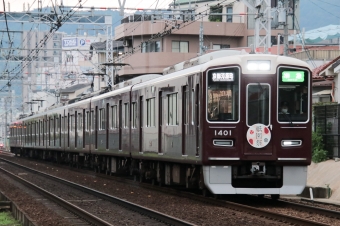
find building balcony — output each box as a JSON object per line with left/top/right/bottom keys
{"left": 115, "top": 20, "right": 246, "bottom": 40}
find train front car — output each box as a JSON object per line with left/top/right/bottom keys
{"left": 202, "top": 54, "right": 312, "bottom": 196}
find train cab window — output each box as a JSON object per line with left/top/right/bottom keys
{"left": 147, "top": 98, "right": 155, "bottom": 127}
{"left": 111, "top": 105, "right": 118, "bottom": 129}
{"left": 207, "top": 67, "right": 240, "bottom": 122}
{"left": 277, "top": 67, "right": 309, "bottom": 123}
{"left": 168, "top": 93, "right": 178, "bottom": 125}
{"left": 99, "top": 109, "right": 105, "bottom": 130}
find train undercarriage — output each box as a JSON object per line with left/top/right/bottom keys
{"left": 10, "top": 147, "right": 306, "bottom": 198}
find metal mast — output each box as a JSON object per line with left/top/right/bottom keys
{"left": 241, "top": 0, "right": 272, "bottom": 53}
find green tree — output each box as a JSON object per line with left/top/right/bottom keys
{"left": 312, "top": 127, "right": 328, "bottom": 163}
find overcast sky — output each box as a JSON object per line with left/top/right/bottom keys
{"left": 1, "top": 0, "right": 174, "bottom": 12}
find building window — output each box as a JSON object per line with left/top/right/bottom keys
{"left": 227, "top": 7, "right": 233, "bottom": 22}
{"left": 146, "top": 98, "right": 155, "bottom": 127}
{"left": 209, "top": 5, "right": 222, "bottom": 22}
{"left": 213, "top": 44, "right": 230, "bottom": 50}
{"left": 99, "top": 108, "right": 105, "bottom": 130}
{"left": 131, "top": 102, "right": 137, "bottom": 128}
{"left": 168, "top": 93, "right": 178, "bottom": 125}
{"left": 172, "top": 41, "right": 189, "bottom": 53}
{"left": 141, "top": 41, "right": 161, "bottom": 53}
{"left": 111, "top": 105, "right": 117, "bottom": 129}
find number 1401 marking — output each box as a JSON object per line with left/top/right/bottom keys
{"left": 214, "top": 130, "right": 232, "bottom": 136}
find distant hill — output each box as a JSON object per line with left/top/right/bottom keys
{"left": 300, "top": 0, "right": 340, "bottom": 31}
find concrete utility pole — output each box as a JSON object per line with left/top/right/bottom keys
{"left": 283, "top": 0, "right": 289, "bottom": 56}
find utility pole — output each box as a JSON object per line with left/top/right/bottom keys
{"left": 199, "top": 19, "right": 204, "bottom": 55}
{"left": 283, "top": 0, "right": 289, "bottom": 56}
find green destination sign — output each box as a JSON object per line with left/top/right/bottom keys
{"left": 282, "top": 71, "right": 304, "bottom": 82}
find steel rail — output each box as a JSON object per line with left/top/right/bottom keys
{"left": 0, "top": 166, "right": 112, "bottom": 226}
{"left": 0, "top": 158, "right": 194, "bottom": 226}
{"left": 2, "top": 157, "right": 332, "bottom": 225}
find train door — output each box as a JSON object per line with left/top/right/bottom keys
{"left": 243, "top": 77, "right": 274, "bottom": 156}
{"left": 158, "top": 91, "right": 163, "bottom": 154}
{"left": 119, "top": 100, "right": 122, "bottom": 151}
{"left": 195, "top": 84, "right": 200, "bottom": 156}
{"left": 182, "top": 86, "right": 188, "bottom": 156}
{"left": 106, "top": 103, "right": 109, "bottom": 150}
{"left": 139, "top": 96, "right": 143, "bottom": 152}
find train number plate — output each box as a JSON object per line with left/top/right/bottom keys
{"left": 214, "top": 130, "right": 232, "bottom": 136}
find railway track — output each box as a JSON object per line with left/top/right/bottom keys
{"left": 0, "top": 158, "right": 194, "bottom": 226}
{"left": 1, "top": 156, "right": 338, "bottom": 225}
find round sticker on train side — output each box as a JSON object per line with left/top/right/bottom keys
{"left": 246, "top": 124, "right": 271, "bottom": 148}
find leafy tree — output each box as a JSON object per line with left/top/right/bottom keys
{"left": 312, "top": 127, "right": 328, "bottom": 163}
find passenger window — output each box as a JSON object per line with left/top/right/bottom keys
{"left": 146, "top": 98, "right": 155, "bottom": 127}
{"left": 168, "top": 93, "right": 178, "bottom": 125}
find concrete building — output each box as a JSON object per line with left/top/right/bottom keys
{"left": 114, "top": 0, "right": 298, "bottom": 78}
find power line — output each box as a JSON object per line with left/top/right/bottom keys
{"left": 310, "top": 0, "right": 340, "bottom": 20}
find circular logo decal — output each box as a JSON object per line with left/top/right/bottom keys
{"left": 246, "top": 124, "right": 271, "bottom": 148}
{"left": 79, "top": 39, "right": 86, "bottom": 46}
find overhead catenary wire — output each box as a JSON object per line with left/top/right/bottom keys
{"left": 0, "top": 0, "right": 90, "bottom": 92}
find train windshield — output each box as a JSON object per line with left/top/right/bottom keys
{"left": 207, "top": 67, "right": 239, "bottom": 122}
{"left": 277, "top": 67, "right": 309, "bottom": 123}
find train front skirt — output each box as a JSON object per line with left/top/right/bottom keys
{"left": 203, "top": 165, "right": 307, "bottom": 194}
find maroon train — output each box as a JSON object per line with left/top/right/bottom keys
{"left": 9, "top": 50, "right": 312, "bottom": 197}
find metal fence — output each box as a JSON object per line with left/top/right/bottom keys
{"left": 314, "top": 104, "right": 340, "bottom": 158}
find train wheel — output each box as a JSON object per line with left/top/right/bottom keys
{"left": 202, "top": 189, "right": 210, "bottom": 197}
{"left": 271, "top": 194, "right": 280, "bottom": 200}
{"left": 213, "top": 194, "right": 220, "bottom": 199}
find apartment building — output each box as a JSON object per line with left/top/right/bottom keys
{"left": 114, "top": 0, "right": 299, "bottom": 79}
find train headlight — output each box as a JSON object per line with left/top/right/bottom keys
{"left": 281, "top": 140, "right": 302, "bottom": 147}
{"left": 247, "top": 60, "right": 271, "bottom": 71}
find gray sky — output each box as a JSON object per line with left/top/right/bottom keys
{"left": 1, "top": 0, "right": 174, "bottom": 12}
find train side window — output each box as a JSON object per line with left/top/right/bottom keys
{"left": 111, "top": 105, "right": 118, "bottom": 129}
{"left": 99, "top": 108, "right": 105, "bottom": 130}
{"left": 91, "top": 110, "right": 95, "bottom": 131}
{"left": 183, "top": 86, "right": 189, "bottom": 125}
{"left": 70, "top": 115, "right": 74, "bottom": 132}
{"left": 277, "top": 67, "right": 309, "bottom": 123}
{"left": 132, "top": 102, "right": 137, "bottom": 128}
{"left": 146, "top": 98, "right": 155, "bottom": 127}
{"left": 206, "top": 67, "right": 240, "bottom": 122}
{"left": 168, "top": 93, "right": 178, "bottom": 125}
{"left": 78, "top": 113, "right": 83, "bottom": 131}
{"left": 124, "top": 103, "right": 129, "bottom": 128}
{"left": 85, "top": 111, "right": 90, "bottom": 131}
